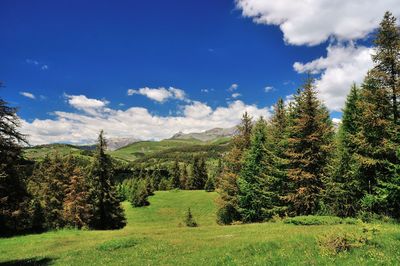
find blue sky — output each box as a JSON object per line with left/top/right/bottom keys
{"left": 0, "top": 0, "right": 398, "bottom": 144}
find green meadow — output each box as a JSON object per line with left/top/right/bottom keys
{"left": 1, "top": 190, "right": 400, "bottom": 265}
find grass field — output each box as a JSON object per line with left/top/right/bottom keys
{"left": 1, "top": 190, "right": 400, "bottom": 265}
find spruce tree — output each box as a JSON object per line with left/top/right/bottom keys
{"left": 63, "top": 167, "right": 92, "bottom": 229}
{"left": 216, "top": 112, "right": 253, "bottom": 224}
{"left": 170, "top": 159, "right": 181, "bottom": 189}
{"left": 325, "top": 84, "right": 363, "bottom": 216}
{"left": 189, "top": 157, "right": 208, "bottom": 189}
{"left": 87, "top": 131, "right": 126, "bottom": 230}
{"left": 180, "top": 163, "right": 189, "bottom": 189}
{"left": 0, "top": 93, "right": 31, "bottom": 235}
{"left": 237, "top": 118, "right": 285, "bottom": 222}
{"left": 285, "top": 77, "right": 334, "bottom": 215}
{"left": 372, "top": 11, "right": 400, "bottom": 125}
{"left": 204, "top": 175, "right": 215, "bottom": 192}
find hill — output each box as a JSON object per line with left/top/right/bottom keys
{"left": 170, "top": 127, "right": 236, "bottom": 142}
{"left": 1, "top": 190, "right": 400, "bottom": 265}
{"left": 109, "top": 137, "right": 232, "bottom": 162}
{"left": 23, "top": 143, "right": 94, "bottom": 161}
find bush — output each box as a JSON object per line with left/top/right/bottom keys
{"left": 318, "top": 226, "right": 379, "bottom": 256}
{"left": 184, "top": 208, "right": 198, "bottom": 227}
{"left": 284, "top": 215, "right": 359, "bottom": 226}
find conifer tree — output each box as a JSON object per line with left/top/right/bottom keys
{"left": 372, "top": 11, "right": 400, "bottom": 124}
{"left": 188, "top": 157, "right": 208, "bottom": 189}
{"left": 285, "top": 77, "right": 334, "bottom": 215}
{"left": 0, "top": 93, "right": 31, "bottom": 235}
{"left": 130, "top": 179, "right": 150, "bottom": 207}
{"left": 63, "top": 167, "right": 92, "bottom": 229}
{"left": 184, "top": 208, "right": 197, "bottom": 227}
{"left": 170, "top": 159, "right": 181, "bottom": 189}
{"left": 180, "top": 163, "right": 189, "bottom": 189}
{"left": 87, "top": 131, "right": 126, "bottom": 230}
{"left": 216, "top": 112, "right": 253, "bottom": 224}
{"left": 204, "top": 175, "right": 215, "bottom": 192}
{"left": 237, "top": 118, "right": 285, "bottom": 222}
{"left": 325, "top": 84, "right": 363, "bottom": 216}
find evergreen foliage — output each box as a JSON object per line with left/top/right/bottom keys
{"left": 87, "top": 131, "right": 126, "bottom": 230}
{"left": 184, "top": 208, "right": 197, "bottom": 227}
{"left": 216, "top": 112, "right": 253, "bottom": 224}
{"left": 204, "top": 175, "right": 215, "bottom": 192}
{"left": 188, "top": 157, "right": 208, "bottom": 189}
{"left": 284, "top": 77, "right": 334, "bottom": 216}
{"left": 170, "top": 159, "right": 181, "bottom": 189}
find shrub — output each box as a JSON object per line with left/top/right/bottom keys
{"left": 184, "top": 208, "right": 198, "bottom": 227}
{"left": 284, "top": 215, "right": 359, "bottom": 226}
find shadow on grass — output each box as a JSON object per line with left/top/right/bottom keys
{"left": 0, "top": 257, "right": 53, "bottom": 266}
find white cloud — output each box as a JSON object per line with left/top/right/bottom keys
{"left": 26, "top": 59, "right": 49, "bottom": 70}
{"left": 127, "top": 86, "right": 187, "bottom": 102}
{"left": 293, "top": 44, "right": 373, "bottom": 111}
{"left": 20, "top": 92, "right": 36, "bottom": 99}
{"left": 41, "top": 65, "right": 49, "bottom": 70}
{"left": 65, "top": 94, "right": 109, "bottom": 115}
{"left": 232, "top": 93, "right": 241, "bottom": 98}
{"left": 236, "top": 0, "right": 400, "bottom": 46}
{"left": 228, "top": 83, "right": 238, "bottom": 92}
{"left": 20, "top": 96, "right": 271, "bottom": 145}
{"left": 264, "top": 86, "right": 274, "bottom": 93}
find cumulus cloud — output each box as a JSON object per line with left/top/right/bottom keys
{"left": 264, "top": 86, "right": 274, "bottom": 93}
{"left": 20, "top": 92, "right": 36, "bottom": 99}
{"left": 236, "top": 0, "right": 400, "bottom": 46}
{"left": 293, "top": 44, "right": 373, "bottom": 111}
{"left": 65, "top": 94, "right": 109, "bottom": 115}
{"left": 20, "top": 95, "right": 271, "bottom": 145}
{"left": 26, "top": 59, "right": 49, "bottom": 70}
{"left": 127, "top": 87, "right": 187, "bottom": 102}
{"left": 228, "top": 83, "right": 239, "bottom": 92}
{"left": 232, "top": 93, "right": 241, "bottom": 98}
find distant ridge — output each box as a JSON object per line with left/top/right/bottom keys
{"left": 170, "top": 127, "right": 236, "bottom": 142}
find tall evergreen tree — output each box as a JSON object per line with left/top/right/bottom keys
{"left": 63, "top": 167, "right": 92, "bottom": 229}
{"left": 204, "top": 175, "right": 215, "bottom": 192}
{"left": 325, "top": 84, "right": 363, "bottom": 216}
{"left": 0, "top": 92, "right": 31, "bottom": 235}
{"left": 372, "top": 11, "right": 400, "bottom": 125}
{"left": 87, "top": 131, "right": 126, "bottom": 230}
{"left": 216, "top": 112, "right": 253, "bottom": 224}
{"left": 285, "top": 77, "right": 334, "bottom": 215}
{"left": 188, "top": 157, "right": 208, "bottom": 189}
{"left": 170, "top": 159, "right": 181, "bottom": 189}
{"left": 180, "top": 163, "right": 189, "bottom": 189}
{"left": 237, "top": 118, "right": 285, "bottom": 222}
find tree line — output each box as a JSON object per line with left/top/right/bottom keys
{"left": 216, "top": 11, "right": 400, "bottom": 224}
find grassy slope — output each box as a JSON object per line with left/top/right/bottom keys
{"left": 1, "top": 191, "right": 400, "bottom": 265}
{"left": 23, "top": 144, "right": 93, "bottom": 161}
{"left": 109, "top": 138, "right": 231, "bottom": 162}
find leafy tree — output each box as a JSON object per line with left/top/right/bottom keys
{"left": 0, "top": 92, "right": 31, "bottom": 235}
{"left": 216, "top": 112, "right": 252, "bottom": 224}
{"left": 285, "top": 77, "right": 334, "bottom": 216}
{"left": 87, "top": 131, "right": 126, "bottom": 230}
{"left": 184, "top": 208, "right": 197, "bottom": 227}
{"left": 63, "top": 167, "right": 92, "bottom": 229}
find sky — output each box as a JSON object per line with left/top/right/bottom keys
{"left": 1, "top": 0, "right": 399, "bottom": 145}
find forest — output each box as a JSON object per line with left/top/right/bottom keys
{"left": 1, "top": 10, "right": 400, "bottom": 265}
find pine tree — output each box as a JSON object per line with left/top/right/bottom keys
{"left": 285, "top": 77, "right": 334, "bottom": 216}
{"left": 87, "top": 131, "right": 126, "bottom": 230}
{"left": 216, "top": 112, "right": 253, "bottom": 224}
{"left": 237, "top": 118, "right": 285, "bottom": 222}
{"left": 356, "top": 70, "right": 397, "bottom": 215}
{"left": 204, "top": 175, "right": 215, "bottom": 192}
{"left": 130, "top": 179, "right": 150, "bottom": 207}
{"left": 0, "top": 92, "right": 31, "bottom": 235}
{"left": 180, "top": 163, "right": 189, "bottom": 189}
{"left": 63, "top": 167, "right": 92, "bottom": 229}
{"left": 372, "top": 11, "right": 400, "bottom": 125}
{"left": 170, "top": 159, "right": 181, "bottom": 189}
{"left": 188, "top": 157, "right": 208, "bottom": 189}
{"left": 184, "top": 208, "right": 197, "bottom": 227}
{"left": 41, "top": 155, "right": 69, "bottom": 229}
{"left": 325, "top": 84, "right": 364, "bottom": 216}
